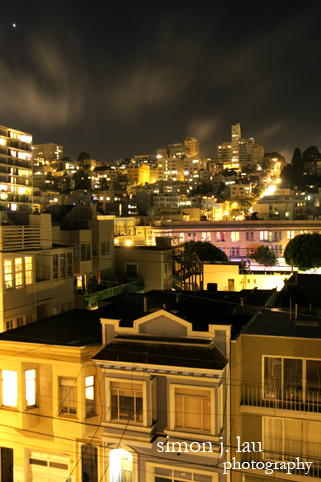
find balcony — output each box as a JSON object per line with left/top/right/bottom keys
{"left": 241, "top": 385, "right": 321, "bottom": 414}
{"left": 242, "top": 447, "right": 321, "bottom": 478}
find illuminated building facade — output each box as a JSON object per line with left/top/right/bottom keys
{"left": 218, "top": 124, "right": 264, "bottom": 170}
{"left": 0, "top": 125, "right": 33, "bottom": 212}
{"left": 32, "top": 142, "right": 63, "bottom": 163}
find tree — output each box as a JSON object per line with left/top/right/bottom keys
{"left": 302, "top": 146, "right": 321, "bottom": 164}
{"left": 284, "top": 233, "right": 321, "bottom": 271}
{"left": 77, "top": 152, "right": 91, "bottom": 165}
{"left": 72, "top": 169, "right": 91, "bottom": 190}
{"left": 183, "top": 241, "right": 228, "bottom": 262}
{"left": 291, "top": 148, "right": 304, "bottom": 170}
{"left": 254, "top": 245, "right": 277, "bottom": 267}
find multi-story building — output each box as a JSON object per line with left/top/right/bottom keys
{"left": 0, "top": 309, "right": 104, "bottom": 482}
{"left": 218, "top": 124, "right": 264, "bottom": 170}
{"left": 230, "top": 184, "right": 252, "bottom": 199}
{"left": 0, "top": 212, "right": 74, "bottom": 332}
{"left": 184, "top": 136, "right": 200, "bottom": 157}
{"left": 149, "top": 219, "right": 321, "bottom": 260}
{"left": 93, "top": 291, "right": 233, "bottom": 482}
{"left": 231, "top": 274, "right": 321, "bottom": 482}
{"left": 32, "top": 142, "right": 63, "bottom": 163}
{"left": 0, "top": 125, "right": 33, "bottom": 212}
{"left": 157, "top": 157, "right": 184, "bottom": 182}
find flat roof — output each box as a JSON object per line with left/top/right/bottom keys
{"left": 93, "top": 335, "right": 227, "bottom": 370}
{"left": 0, "top": 309, "right": 102, "bottom": 346}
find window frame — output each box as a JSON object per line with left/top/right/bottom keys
{"left": 59, "top": 377, "right": 77, "bottom": 416}
{"left": 85, "top": 375, "right": 95, "bottom": 416}
{"left": 25, "top": 369, "right": 36, "bottom": 408}
{"left": 263, "top": 355, "right": 321, "bottom": 403}
{"left": 2, "top": 370, "right": 18, "bottom": 408}
{"left": 169, "top": 383, "right": 215, "bottom": 435}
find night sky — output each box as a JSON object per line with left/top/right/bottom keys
{"left": 1, "top": 0, "right": 321, "bottom": 162}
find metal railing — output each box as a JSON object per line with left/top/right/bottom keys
{"left": 242, "top": 444, "right": 321, "bottom": 478}
{"left": 84, "top": 279, "right": 145, "bottom": 309}
{"left": 241, "top": 385, "right": 321, "bottom": 413}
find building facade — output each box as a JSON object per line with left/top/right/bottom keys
{"left": 0, "top": 125, "right": 33, "bottom": 212}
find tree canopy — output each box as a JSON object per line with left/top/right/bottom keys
{"left": 183, "top": 241, "right": 228, "bottom": 262}
{"left": 291, "top": 147, "right": 304, "bottom": 170}
{"left": 254, "top": 245, "right": 277, "bottom": 267}
{"left": 77, "top": 152, "right": 91, "bottom": 164}
{"left": 302, "top": 146, "right": 321, "bottom": 163}
{"left": 284, "top": 233, "right": 321, "bottom": 271}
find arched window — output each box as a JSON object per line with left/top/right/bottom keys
{"left": 109, "top": 449, "right": 132, "bottom": 482}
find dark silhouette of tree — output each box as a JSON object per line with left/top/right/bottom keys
{"left": 254, "top": 245, "right": 277, "bottom": 267}
{"left": 77, "top": 152, "right": 91, "bottom": 165}
{"left": 291, "top": 148, "right": 304, "bottom": 170}
{"left": 183, "top": 241, "right": 228, "bottom": 262}
{"left": 72, "top": 169, "right": 91, "bottom": 190}
{"left": 302, "top": 146, "right": 321, "bottom": 163}
{"left": 284, "top": 233, "right": 321, "bottom": 271}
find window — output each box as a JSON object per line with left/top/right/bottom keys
{"left": 274, "top": 245, "right": 278, "bottom": 253}
{"left": 67, "top": 253, "right": 72, "bottom": 277}
{"left": 25, "top": 256, "right": 32, "bottom": 284}
{"left": 25, "top": 369, "right": 36, "bottom": 407}
{"left": 273, "top": 231, "right": 278, "bottom": 241}
{"left": 81, "top": 244, "right": 91, "bottom": 261}
{"left": 263, "top": 417, "right": 321, "bottom": 462}
{"left": 231, "top": 232, "right": 240, "bottom": 242}
{"left": 279, "top": 231, "right": 282, "bottom": 240}
{"left": 287, "top": 230, "right": 295, "bottom": 240}
{"left": 246, "top": 231, "right": 249, "bottom": 241}
{"left": 260, "top": 231, "right": 269, "bottom": 241}
{"left": 4, "top": 259, "right": 13, "bottom": 289}
{"left": 92, "top": 242, "right": 98, "bottom": 257}
{"left": 111, "top": 381, "right": 143, "bottom": 423}
{"left": 231, "top": 247, "right": 235, "bottom": 256}
{"left": 60, "top": 254, "right": 65, "bottom": 278}
{"left": 179, "top": 233, "right": 184, "bottom": 243}
{"left": 264, "top": 357, "right": 321, "bottom": 402}
{"left": 15, "top": 258, "right": 23, "bottom": 287}
{"left": 101, "top": 242, "right": 109, "bottom": 255}
{"left": 150, "top": 465, "right": 213, "bottom": 481}
{"left": 59, "top": 377, "right": 76, "bottom": 415}
{"left": 251, "top": 231, "right": 254, "bottom": 241}
{"left": 16, "top": 317, "right": 23, "bottom": 328}
{"left": 236, "top": 246, "right": 239, "bottom": 256}
{"left": 85, "top": 376, "right": 95, "bottom": 416}
{"left": 201, "top": 232, "right": 206, "bottom": 242}
{"left": 6, "top": 320, "right": 13, "bottom": 331}
{"left": 82, "top": 445, "right": 98, "bottom": 482}
{"left": 206, "top": 232, "right": 211, "bottom": 241}
{"left": 53, "top": 254, "right": 58, "bottom": 280}
{"left": 173, "top": 386, "right": 212, "bottom": 433}
{"left": 2, "top": 370, "right": 17, "bottom": 407}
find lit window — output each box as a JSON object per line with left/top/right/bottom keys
{"left": 173, "top": 386, "right": 211, "bottom": 433}
{"left": 24, "top": 256, "right": 32, "bottom": 284}
{"left": 231, "top": 232, "right": 240, "bottom": 242}
{"left": 85, "top": 376, "right": 95, "bottom": 416}
{"left": 111, "top": 381, "right": 143, "bottom": 423}
{"left": 59, "top": 377, "right": 77, "bottom": 415}
{"left": 2, "top": 370, "right": 18, "bottom": 407}
{"left": 4, "top": 259, "right": 13, "bottom": 289}
{"left": 25, "top": 369, "right": 36, "bottom": 407}
{"left": 15, "top": 258, "right": 23, "bottom": 288}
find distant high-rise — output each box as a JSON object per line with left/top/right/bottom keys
{"left": 32, "top": 143, "right": 63, "bottom": 163}
{"left": 0, "top": 125, "right": 33, "bottom": 212}
{"left": 184, "top": 137, "right": 200, "bottom": 158}
{"left": 218, "top": 123, "right": 264, "bottom": 170}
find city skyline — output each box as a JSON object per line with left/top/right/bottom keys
{"left": 1, "top": 0, "right": 321, "bottom": 162}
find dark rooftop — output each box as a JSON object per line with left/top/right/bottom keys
{"left": 93, "top": 335, "right": 227, "bottom": 370}
{"left": 0, "top": 309, "right": 102, "bottom": 346}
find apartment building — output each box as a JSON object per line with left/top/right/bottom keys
{"left": 0, "top": 212, "right": 74, "bottom": 332}
{"left": 93, "top": 291, "right": 232, "bottom": 482}
{"left": 150, "top": 219, "right": 321, "bottom": 259}
{"left": 0, "top": 309, "right": 104, "bottom": 482}
{"left": 0, "top": 124, "right": 33, "bottom": 212}
{"left": 217, "top": 124, "right": 264, "bottom": 170}
{"left": 157, "top": 157, "right": 184, "bottom": 182}
{"left": 184, "top": 136, "right": 200, "bottom": 158}
{"left": 231, "top": 276, "right": 321, "bottom": 482}
{"left": 32, "top": 142, "right": 63, "bottom": 162}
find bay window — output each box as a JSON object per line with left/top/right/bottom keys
{"left": 59, "top": 377, "right": 77, "bottom": 415}
{"left": 111, "top": 381, "right": 143, "bottom": 423}
{"left": 171, "top": 385, "right": 213, "bottom": 434}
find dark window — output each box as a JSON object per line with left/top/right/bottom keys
{"left": 81, "top": 445, "right": 98, "bottom": 482}
{"left": 1, "top": 447, "right": 13, "bottom": 482}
